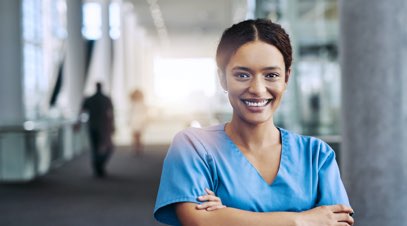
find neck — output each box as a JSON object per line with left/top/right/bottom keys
{"left": 226, "top": 116, "right": 280, "bottom": 152}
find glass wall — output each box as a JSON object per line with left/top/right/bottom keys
{"left": 255, "top": 0, "right": 340, "bottom": 136}
{"left": 22, "top": 0, "right": 67, "bottom": 121}
{"left": 22, "top": 0, "right": 44, "bottom": 120}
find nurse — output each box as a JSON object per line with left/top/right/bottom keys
{"left": 154, "top": 19, "right": 354, "bottom": 226}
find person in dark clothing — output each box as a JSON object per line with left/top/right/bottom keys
{"left": 80, "top": 82, "right": 115, "bottom": 177}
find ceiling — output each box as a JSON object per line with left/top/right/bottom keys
{"left": 124, "top": 0, "right": 339, "bottom": 57}
{"left": 126, "top": 0, "right": 241, "bottom": 43}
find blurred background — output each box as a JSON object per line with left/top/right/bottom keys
{"left": 0, "top": 0, "right": 406, "bottom": 226}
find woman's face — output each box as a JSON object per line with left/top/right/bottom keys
{"left": 221, "top": 41, "right": 290, "bottom": 125}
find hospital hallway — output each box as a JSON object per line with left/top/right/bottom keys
{"left": 0, "top": 145, "right": 167, "bottom": 226}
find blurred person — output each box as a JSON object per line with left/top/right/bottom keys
{"left": 129, "top": 89, "right": 148, "bottom": 156}
{"left": 154, "top": 19, "right": 354, "bottom": 226}
{"left": 309, "top": 92, "right": 321, "bottom": 134}
{"left": 80, "top": 82, "right": 115, "bottom": 177}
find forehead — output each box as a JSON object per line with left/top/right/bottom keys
{"left": 227, "top": 41, "right": 285, "bottom": 71}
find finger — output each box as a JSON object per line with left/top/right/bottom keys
{"left": 335, "top": 213, "right": 354, "bottom": 225}
{"left": 196, "top": 201, "right": 222, "bottom": 210}
{"left": 197, "top": 195, "right": 220, "bottom": 202}
{"left": 330, "top": 204, "right": 354, "bottom": 214}
{"left": 337, "top": 223, "right": 352, "bottom": 226}
{"left": 205, "top": 188, "right": 215, "bottom": 195}
{"left": 206, "top": 205, "right": 226, "bottom": 211}
{"left": 197, "top": 195, "right": 221, "bottom": 202}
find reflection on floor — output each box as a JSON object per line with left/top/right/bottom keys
{"left": 0, "top": 145, "right": 168, "bottom": 226}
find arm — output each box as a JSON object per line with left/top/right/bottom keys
{"left": 176, "top": 202, "right": 298, "bottom": 226}
{"left": 106, "top": 98, "right": 115, "bottom": 133}
{"left": 74, "top": 99, "right": 87, "bottom": 131}
{"left": 176, "top": 202, "right": 353, "bottom": 226}
{"left": 316, "top": 148, "right": 350, "bottom": 207}
{"left": 177, "top": 189, "right": 354, "bottom": 226}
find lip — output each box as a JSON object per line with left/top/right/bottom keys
{"left": 240, "top": 98, "right": 273, "bottom": 112}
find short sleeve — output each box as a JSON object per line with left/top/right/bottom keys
{"left": 154, "top": 130, "right": 215, "bottom": 225}
{"left": 316, "top": 145, "right": 350, "bottom": 207}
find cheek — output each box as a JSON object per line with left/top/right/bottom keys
{"left": 268, "top": 84, "right": 286, "bottom": 96}
{"left": 227, "top": 91, "right": 240, "bottom": 104}
{"left": 226, "top": 79, "right": 245, "bottom": 94}
{"left": 227, "top": 90, "right": 243, "bottom": 108}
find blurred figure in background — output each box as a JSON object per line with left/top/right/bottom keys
{"left": 129, "top": 89, "right": 148, "bottom": 156}
{"left": 308, "top": 92, "right": 321, "bottom": 134}
{"left": 80, "top": 82, "right": 115, "bottom": 177}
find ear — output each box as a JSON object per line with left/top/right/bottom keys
{"left": 284, "top": 68, "right": 291, "bottom": 85}
{"left": 217, "top": 68, "right": 228, "bottom": 91}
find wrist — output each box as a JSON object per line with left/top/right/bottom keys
{"left": 292, "top": 212, "right": 303, "bottom": 226}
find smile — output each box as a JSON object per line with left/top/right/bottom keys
{"left": 241, "top": 98, "right": 273, "bottom": 107}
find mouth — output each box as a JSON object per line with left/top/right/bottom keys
{"left": 241, "top": 98, "right": 273, "bottom": 107}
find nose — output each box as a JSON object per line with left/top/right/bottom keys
{"left": 248, "top": 76, "right": 267, "bottom": 94}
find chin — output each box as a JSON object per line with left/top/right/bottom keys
{"left": 238, "top": 114, "right": 273, "bottom": 126}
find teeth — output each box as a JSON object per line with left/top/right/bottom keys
{"left": 244, "top": 99, "right": 270, "bottom": 107}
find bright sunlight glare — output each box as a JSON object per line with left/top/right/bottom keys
{"left": 153, "top": 58, "right": 217, "bottom": 105}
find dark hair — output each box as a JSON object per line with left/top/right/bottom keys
{"left": 96, "top": 82, "right": 102, "bottom": 92}
{"left": 216, "top": 19, "right": 292, "bottom": 74}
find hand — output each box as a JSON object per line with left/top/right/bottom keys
{"left": 296, "top": 204, "right": 354, "bottom": 226}
{"left": 196, "top": 188, "right": 226, "bottom": 211}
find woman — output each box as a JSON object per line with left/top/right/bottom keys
{"left": 129, "top": 89, "right": 148, "bottom": 156}
{"left": 154, "top": 19, "right": 354, "bottom": 226}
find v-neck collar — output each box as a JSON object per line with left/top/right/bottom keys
{"left": 220, "top": 123, "right": 287, "bottom": 186}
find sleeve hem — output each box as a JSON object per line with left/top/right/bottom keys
{"left": 154, "top": 196, "right": 200, "bottom": 212}
{"left": 154, "top": 196, "right": 201, "bottom": 225}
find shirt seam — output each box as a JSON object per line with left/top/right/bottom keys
{"left": 154, "top": 196, "right": 200, "bottom": 212}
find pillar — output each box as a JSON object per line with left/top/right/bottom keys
{"left": 0, "top": 0, "right": 24, "bottom": 126}
{"left": 101, "top": 0, "right": 111, "bottom": 92}
{"left": 340, "top": 1, "right": 407, "bottom": 225}
{"left": 65, "top": 0, "right": 86, "bottom": 118}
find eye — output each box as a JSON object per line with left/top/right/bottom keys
{"left": 234, "top": 72, "right": 250, "bottom": 80}
{"left": 265, "top": 73, "right": 280, "bottom": 79}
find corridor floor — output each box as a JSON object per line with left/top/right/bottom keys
{"left": 0, "top": 145, "right": 168, "bottom": 226}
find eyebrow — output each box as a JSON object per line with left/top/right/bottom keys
{"left": 232, "top": 66, "right": 282, "bottom": 73}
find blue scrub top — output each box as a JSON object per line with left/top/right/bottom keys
{"left": 154, "top": 124, "right": 350, "bottom": 225}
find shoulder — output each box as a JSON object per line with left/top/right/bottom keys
{"left": 280, "top": 128, "right": 335, "bottom": 163}
{"left": 281, "top": 127, "right": 332, "bottom": 150}
{"left": 84, "top": 96, "right": 92, "bottom": 102}
{"left": 82, "top": 96, "right": 92, "bottom": 107}
{"left": 170, "top": 124, "right": 226, "bottom": 155}
{"left": 173, "top": 124, "right": 225, "bottom": 143}
{"left": 100, "top": 94, "right": 111, "bottom": 101}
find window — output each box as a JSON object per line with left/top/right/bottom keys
{"left": 153, "top": 58, "right": 217, "bottom": 113}
{"left": 23, "top": 0, "right": 44, "bottom": 120}
{"left": 82, "top": 2, "right": 102, "bottom": 40}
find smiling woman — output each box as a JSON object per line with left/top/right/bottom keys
{"left": 221, "top": 41, "right": 288, "bottom": 125}
{"left": 153, "top": 19, "right": 354, "bottom": 226}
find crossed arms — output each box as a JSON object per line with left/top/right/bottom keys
{"left": 175, "top": 188, "right": 354, "bottom": 226}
